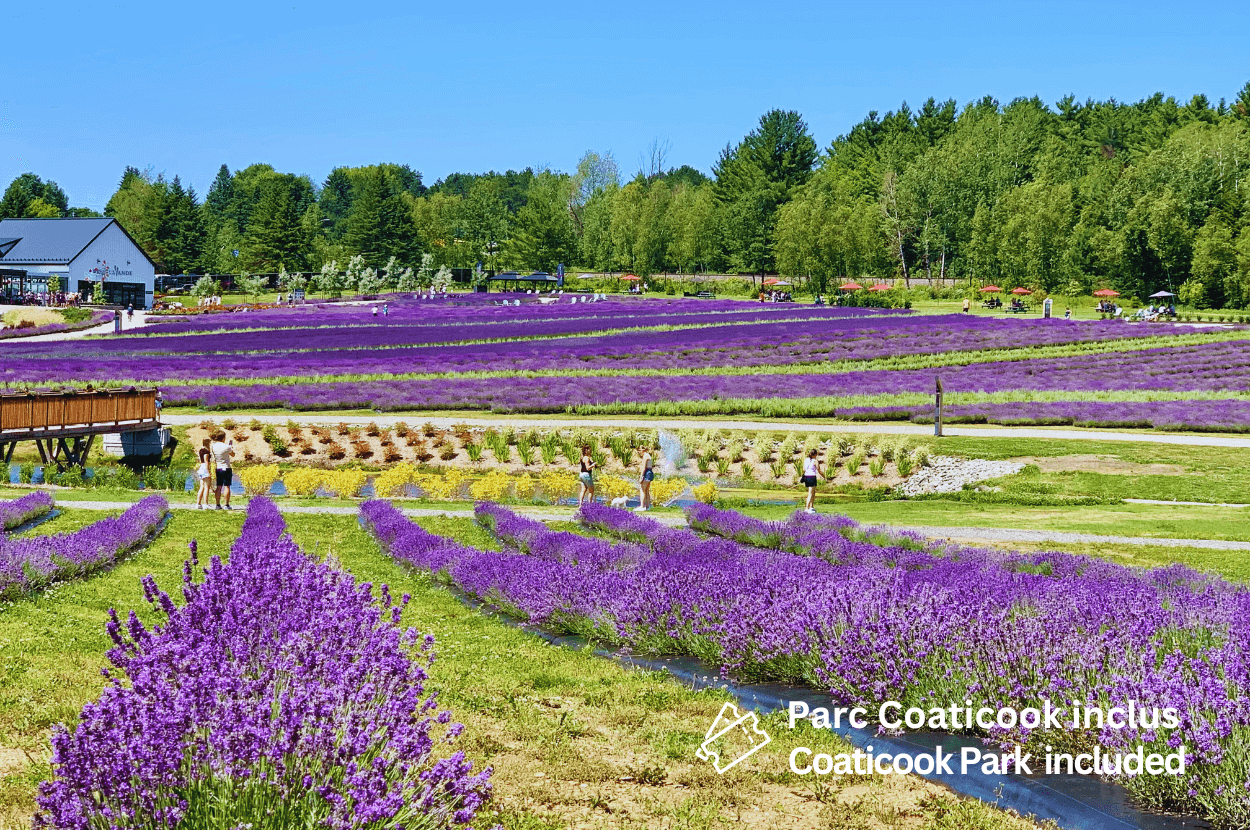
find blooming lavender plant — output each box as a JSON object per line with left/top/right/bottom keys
{"left": 36, "top": 498, "right": 493, "bottom": 830}
{"left": 0, "top": 495, "right": 167, "bottom": 598}
{"left": 0, "top": 491, "right": 54, "bottom": 531}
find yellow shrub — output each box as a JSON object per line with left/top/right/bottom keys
{"left": 415, "top": 467, "right": 470, "bottom": 501}
{"left": 649, "top": 477, "right": 686, "bottom": 506}
{"left": 470, "top": 469, "right": 511, "bottom": 502}
{"left": 692, "top": 480, "right": 718, "bottom": 505}
{"left": 513, "top": 473, "right": 535, "bottom": 502}
{"left": 237, "top": 465, "right": 280, "bottom": 496}
{"left": 597, "top": 476, "right": 637, "bottom": 501}
{"left": 322, "top": 469, "right": 367, "bottom": 498}
{"left": 539, "top": 470, "right": 578, "bottom": 501}
{"left": 281, "top": 468, "right": 325, "bottom": 497}
{"left": 373, "top": 463, "right": 418, "bottom": 498}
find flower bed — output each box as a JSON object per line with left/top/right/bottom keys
{"left": 0, "top": 491, "right": 54, "bottom": 531}
{"left": 0, "top": 496, "right": 168, "bottom": 598}
{"left": 0, "top": 309, "right": 110, "bottom": 340}
{"left": 362, "top": 499, "right": 1250, "bottom": 826}
{"left": 36, "top": 498, "right": 492, "bottom": 829}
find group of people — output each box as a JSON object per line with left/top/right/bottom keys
{"left": 759, "top": 290, "right": 794, "bottom": 302}
{"left": 3, "top": 290, "right": 82, "bottom": 307}
{"left": 196, "top": 296, "right": 224, "bottom": 307}
{"left": 577, "top": 445, "right": 657, "bottom": 512}
{"left": 194, "top": 431, "right": 236, "bottom": 510}
{"left": 371, "top": 304, "right": 390, "bottom": 317}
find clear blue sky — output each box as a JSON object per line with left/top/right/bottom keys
{"left": 2, "top": 0, "right": 1246, "bottom": 211}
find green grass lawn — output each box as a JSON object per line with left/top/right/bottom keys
{"left": 0, "top": 509, "right": 1036, "bottom": 830}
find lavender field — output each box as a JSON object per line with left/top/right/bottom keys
{"left": 2, "top": 294, "right": 1245, "bottom": 430}
{"left": 362, "top": 499, "right": 1250, "bottom": 827}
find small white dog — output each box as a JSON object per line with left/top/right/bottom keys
{"left": 610, "top": 496, "right": 629, "bottom": 508}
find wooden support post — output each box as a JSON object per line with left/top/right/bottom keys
{"left": 0, "top": 441, "right": 14, "bottom": 465}
{"left": 35, "top": 439, "right": 49, "bottom": 464}
{"left": 934, "top": 376, "right": 944, "bottom": 438}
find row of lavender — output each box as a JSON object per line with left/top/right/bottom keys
{"left": 16, "top": 302, "right": 889, "bottom": 357}
{"left": 141, "top": 295, "right": 886, "bottom": 334}
{"left": 840, "top": 398, "right": 1250, "bottom": 432}
{"left": 0, "top": 314, "right": 1178, "bottom": 386}
{"left": 0, "top": 491, "right": 54, "bottom": 531}
{"left": 144, "top": 338, "right": 1250, "bottom": 424}
{"left": 37, "top": 498, "right": 491, "bottom": 829}
{"left": 360, "top": 499, "right": 1250, "bottom": 825}
{"left": 0, "top": 496, "right": 168, "bottom": 599}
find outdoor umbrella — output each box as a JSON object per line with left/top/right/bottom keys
{"left": 867, "top": 284, "right": 893, "bottom": 292}
{"left": 1011, "top": 287, "right": 1033, "bottom": 295}
{"left": 620, "top": 274, "right": 641, "bottom": 281}
{"left": 769, "top": 280, "right": 792, "bottom": 287}
{"left": 1149, "top": 291, "right": 1175, "bottom": 299}
{"left": 839, "top": 282, "right": 863, "bottom": 291}
{"left": 1093, "top": 289, "right": 1120, "bottom": 297}
{"left": 980, "top": 285, "right": 1002, "bottom": 293}
{"left": 763, "top": 278, "right": 781, "bottom": 285}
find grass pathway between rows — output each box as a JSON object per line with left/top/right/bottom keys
{"left": 54, "top": 498, "right": 1250, "bottom": 553}
{"left": 0, "top": 509, "right": 1031, "bottom": 830}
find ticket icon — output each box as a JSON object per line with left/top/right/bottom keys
{"left": 696, "top": 702, "right": 771, "bottom": 773}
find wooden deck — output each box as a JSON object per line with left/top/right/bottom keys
{"left": 0, "top": 388, "right": 160, "bottom": 467}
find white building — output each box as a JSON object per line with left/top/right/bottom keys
{"left": 0, "top": 217, "right": 156, "bottom": 308}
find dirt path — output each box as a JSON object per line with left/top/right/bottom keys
{"left": 158, "top": 412, "right": 1250, "bottom": 449}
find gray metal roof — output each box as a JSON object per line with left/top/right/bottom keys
{"left": 0, "top": 218, "right": 115, "bottom": 265}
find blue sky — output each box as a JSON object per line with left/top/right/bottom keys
{"left": 2, "top": 0, "right": 1246, "bottom": 211}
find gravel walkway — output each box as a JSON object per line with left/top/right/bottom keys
{"left": 158, "top": 412, "right": 1250, "bottom": 450}
{"left": 54, "top": 500, "right": 1238, "bottom": 548}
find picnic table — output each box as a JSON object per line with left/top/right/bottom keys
{"left": 1005, "top": 305, "right": 1029, "bottom": 313}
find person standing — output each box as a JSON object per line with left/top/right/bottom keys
{"left": 372, "top": 305, "right": 378, "bottom": 318}
{"left": 383, "top": 303, "right": 389, "bottom": 317}
{"left": 210, "top": 430, "right": 235, "bottom": 510}
{"left": 962, "top": 297, "right": 971, "bottom": 313}
{"left": 195, "top": 438, "right": 213, "bottom": 509}
{"left": 801, "top": 449, "right": 822, "bottom": 514}
{"left": 578, "top": 446, "right": 597, "bottom": 506}
{"left": 635, "top": 446, "right": 654, "bottom": 512}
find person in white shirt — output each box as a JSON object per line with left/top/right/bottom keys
{"left": 209, "top": 431, "right": 235, "bottom": 510}
{"left": 801, "top": 449, "right": 823, "bottom": 514}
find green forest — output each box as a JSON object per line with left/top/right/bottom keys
{"left": 4, "top": 82, "right": 1250, "bottom": 306}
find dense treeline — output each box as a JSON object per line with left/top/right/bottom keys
{"left": 4, "top": 81, "right": 1250, "bottom": 305}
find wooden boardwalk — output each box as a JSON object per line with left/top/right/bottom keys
{"left": 0, "top": 388, "right": 160, "bottom": 467}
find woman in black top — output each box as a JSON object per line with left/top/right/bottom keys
{"left": 578, "top": 446, "right": 596, "bottom": 506}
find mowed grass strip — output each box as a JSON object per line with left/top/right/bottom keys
{"left": 0, "top": 510, "right": 1041, "bottom": 830}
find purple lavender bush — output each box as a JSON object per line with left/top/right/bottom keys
{"left": 0, "top": 491, "right": 54, "bottom": 531}
{"left": 35, "top": 497, "right": 492, "bottom": 830}
{"left": 368, "top": 499, "right": 1250, "bottom": 825}
{"left": 0, "top": 496, "right": 167, "bottom": 598}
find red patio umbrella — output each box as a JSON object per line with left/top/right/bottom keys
{"left": 1011, "top": 287, "right": 1033, "bottom": 295}
{"left": 619, "top": 274, "right": 641, "bottom": 281}
{"left": 867, "top": 284, "right": 893, "bottom": 292}
{"left": 839, "top": 282, "right": 863, "bottom": 291}
{"left": 980, "top": 285, "right": 1002, "bottom": 293}
{"left": 1093, "top": 289, "right": 1120, "bottom": 297}
{"left": 763, "top": 278, "right": 781, "bottom": 286}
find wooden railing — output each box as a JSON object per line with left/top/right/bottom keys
{"left": 0, "top": 388, "right": 158, "bottom": 435}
